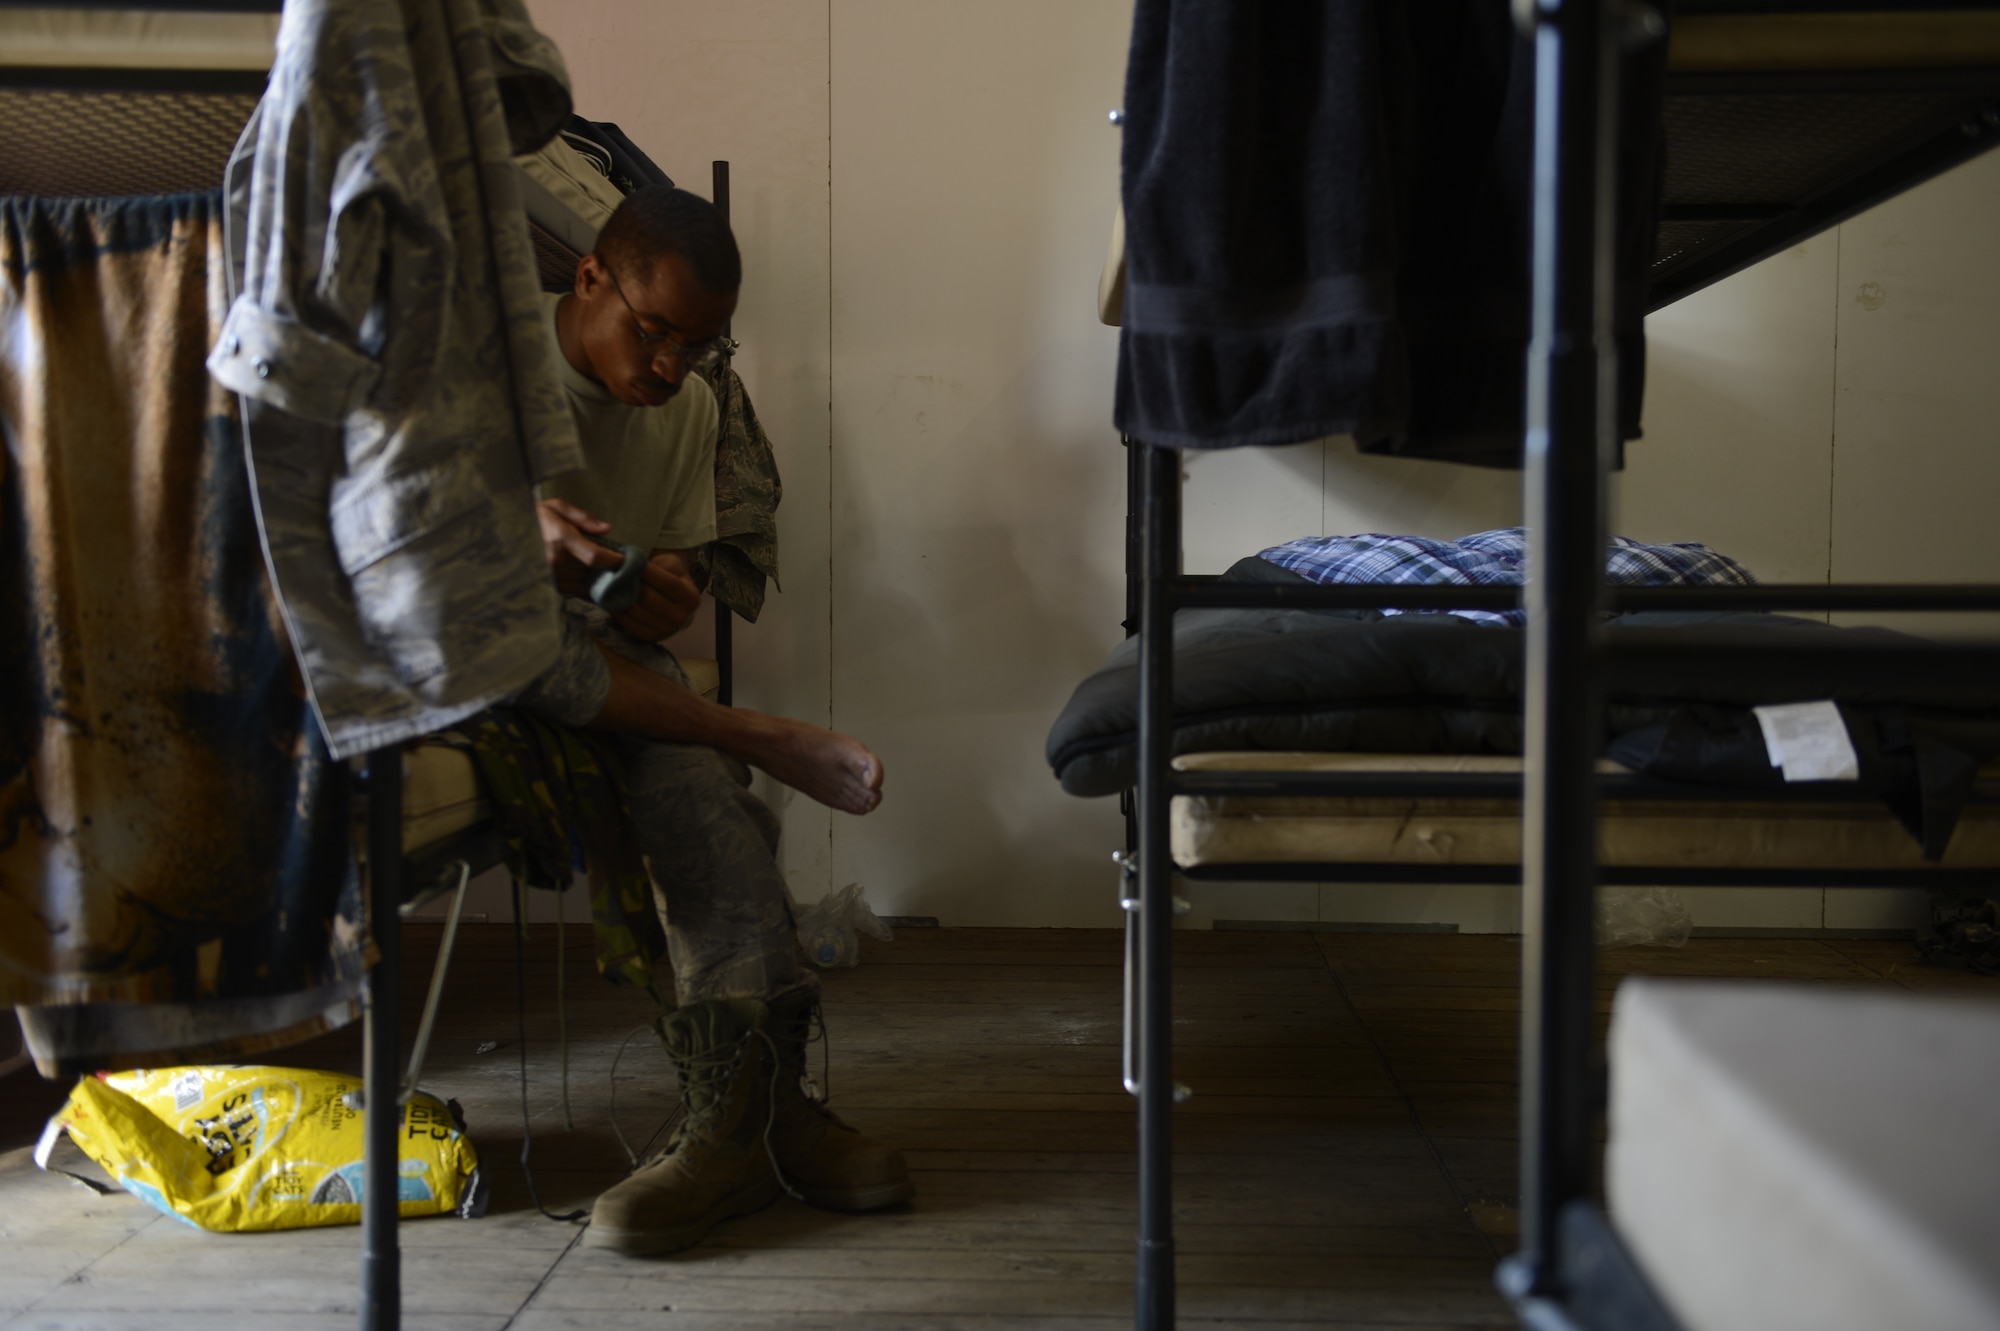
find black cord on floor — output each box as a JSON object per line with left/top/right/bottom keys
{"left": 514, "top": 877, "right": 588, "bottom": 1224}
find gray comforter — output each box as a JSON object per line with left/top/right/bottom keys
{"left": 1045, "top": 563, "right": 2000, "bottom": 859}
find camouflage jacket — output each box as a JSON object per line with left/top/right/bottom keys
{"left": 692, "top": 358, "right": 782, "bottom": 622}
{"left": 209, "top": 0, "right": 584, "bottom": 759}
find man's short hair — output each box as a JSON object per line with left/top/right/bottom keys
{"left": 595, "top": 185, "right": 741, "bottom": 293}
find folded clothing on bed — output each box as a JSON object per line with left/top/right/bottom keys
{"left": 1258, "top": 527, "right": 1756, "bottom": 627}
{"left": 1045, "top": 559, "right": 2000, "bottom": 858}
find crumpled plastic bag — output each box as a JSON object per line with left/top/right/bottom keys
{"left": 793, "top": 882, "right": 893, "bottom": 968}
{"left": 37, "top": 1065, "right": 486, "bottom": 1232}
{"left": 1597, "top": 887, "right": 1694, "bottom": 949}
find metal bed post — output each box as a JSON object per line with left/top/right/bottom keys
{"left": 1123, "top": 435, "right": 1144, "bottom": 639}
{"left": 361, "top": 746, "right": 404, "bottom": 1331}
{"left": 1119, "top": 434, "right": 1143, "bottom": 858}
{"left": 1132, "top": 440, "right": 1180, "bottom": 1330}
{"left": 1501, "top": 0, "right": 1622, "bottom": 1307}
{"left": 708, "top": 157, "right": 732, "bottom": 703}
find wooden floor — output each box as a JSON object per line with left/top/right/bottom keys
{"left": 1, "top": 925, "right": 1988, "bottom": 1330}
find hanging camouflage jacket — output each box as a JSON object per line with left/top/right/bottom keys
{"left": 693, "top": 358, "right": 781, "bottom": 622}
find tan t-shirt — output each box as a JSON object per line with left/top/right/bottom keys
{"left": 537, "top": 292, "right": 718, "bottom": 551}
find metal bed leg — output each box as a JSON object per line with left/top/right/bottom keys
{"left": 362, "top": 747, "right": 404, "bottom": 1331}
{"left": 1134, "top": 441, "right": 1180, "bottom": 1330}
{"left": 1500, "top": 0, "right": 1622, "bottom": 1312}
{"left": 399, "top": 859, "right": 472, "bottom": 1105}
{"left": 715, "top": 598, "right": 734, "bottom": 707}
{"left": 708, "top": 157, "right": 732, "bottom": 715}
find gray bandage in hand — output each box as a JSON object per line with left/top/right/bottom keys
{"left": 588, "top": 540, "right": 647, "bottom": 615}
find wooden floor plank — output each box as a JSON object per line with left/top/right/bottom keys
{"left": 7, "top": 926, "right": 1971, "bottom": 1329}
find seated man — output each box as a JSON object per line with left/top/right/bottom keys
{"left": 516, "top": 185, "right": 907, "bottom": 1255}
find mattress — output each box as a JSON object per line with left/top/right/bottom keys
{"left": 1669, "top": 12, "right": 2000, "bottom": 73}
{"left": 1169, "top": 751, "right": 2000, "bottom": 870}
{"left": 0, "top": 7, "right": 278, "bottom": 71}
{"left": 400, "top": 655, "right": 721, "bottom": 856}
{"left": 1607, "top": 978, "right": 2000, "bottom": 1331}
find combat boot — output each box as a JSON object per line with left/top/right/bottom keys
{"left": 586, "top": 997, "right": 780, "bottom": 1254}
{"left": 765, "top": 982, "right": 915, "bottom": 1211}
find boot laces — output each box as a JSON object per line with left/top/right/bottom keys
{"left": 751, "top": 1025, "right": 808, "bottom": 1203}
{"left": 777, "top": 998, "right": 834, "bottom": 1109}
{"left": 652, "top": 1019, "right": 810, "bottom": 1205}
{"left": 670, "top": 1038, "right": 751, "bottom": 1149}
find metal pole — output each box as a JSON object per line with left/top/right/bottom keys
{"left": 711, "top": 158, "right": 732, "bottom": 320}
{"left": 1505, "top": 0, "right": 1622, "bottom": 1302}
{"left": 1134, "top": 441, "right": 1179, "bottom": 1330}
{"left": 1123, "top": 435, "right": 1143, "bottom": 638}
{"left": 711, "top": 158, "right": 735, "bottom": 708}
{"left": 1121, "top": 434, "right": 1142, "bottom": 854}
{"left": 361, "top": 747, "right": 404, "bottom": 1331}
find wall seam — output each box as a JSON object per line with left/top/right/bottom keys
{"left": 1827, "top": 226, "right": 1841, "bottom": 592}
{"left": 1823, "top": 225, "right": 1844, "bottom": 931}
{"left": 824, "top": 0, "right": 836, "bottom": 893}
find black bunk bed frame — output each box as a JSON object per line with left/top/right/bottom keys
{"left": 1117, "top": 2, "right": 2000, "bottom": 1329}
{"left": 0, "top": 8, "right": 742, "bottom": 1328}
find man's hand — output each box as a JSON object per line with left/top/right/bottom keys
{"left": 537, "top": 498, "right": 622, "bottom": 599}
{"left": 614, "top": 550, "right": 702, "bottom": 642}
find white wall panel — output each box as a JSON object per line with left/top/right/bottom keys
{"left": 1320, "top": 438, "right": 1521, "bottom": 542}
{"left": 1831, "top": 150, "right": 2000, "bottom": 640}
{"left": 1619, "top": 236, "right": 1837, "bottom": 585}
{"left": 1181, "top": 442, "right": 1326, "bottom": 574}
{"left": 827, "top": 0, "right": 1133, "bottom": 924}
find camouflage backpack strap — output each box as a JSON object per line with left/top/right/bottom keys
{"left": 457, "top": 708, "right": 668, "bottom": 1007}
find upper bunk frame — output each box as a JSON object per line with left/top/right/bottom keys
{"left": 1114, "top": 4, "right": 2000, "bottom": 1330}
{"left": 1654, "top": 1, "right": 2000, "bottom": 308}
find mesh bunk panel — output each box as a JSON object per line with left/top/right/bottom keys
{"left": 1653, "top": 220, "right": 1744, "bottom": 271}
{"left": 1651, "top": 87, "right": 2000, "bottom": 296}
{"left": 0, "top": 89, "right": 259, "bottom": 196}
{"left": 530, "top": 222, "right": 581, "bottom": 293}
{"left": 1663, "top": 92, "right": 1970, "bottom": 205}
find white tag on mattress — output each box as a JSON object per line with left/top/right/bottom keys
{"left": 1753, "top": 700, "right": 1860, "bottom": 782}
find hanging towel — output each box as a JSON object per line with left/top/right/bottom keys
{"left": 1115, "top": 1, "right": 1664, "bottom": 465}
{"left": 1, "top": 193, "right": 362, "bottom": 1066}
{"left": 1116, "top": 1, "right": 1404, "bottom": 452}
{"left": 1382, "top": 8, "right": 1664, "bottom": 466}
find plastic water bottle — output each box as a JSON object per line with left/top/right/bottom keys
{"left": 806, "top": 927, "right": 857, "bottom": 968}
{"left": 793, "top": 882, "right": 891, "bottom": 969}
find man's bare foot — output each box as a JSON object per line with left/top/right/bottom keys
{"left": 746, "top": 717, "right": 884, "bottom": 815}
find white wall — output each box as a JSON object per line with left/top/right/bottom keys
{"left": 503, "top": 2, "right": 2000, "bottom": 934}
{"left": 825, "top": 1, "right": 1135, "bottom": 926}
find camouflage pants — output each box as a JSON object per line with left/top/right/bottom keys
{"left": 516, "top": 603, "right": 802, "bottom": 1005}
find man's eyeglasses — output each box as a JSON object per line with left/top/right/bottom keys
{"left": 604, "top": 264, "right": 736, "bottom": 374}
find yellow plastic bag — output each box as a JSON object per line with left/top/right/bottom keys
{"left": 37, "top": 1066, "right": 486, "bottom": 1232}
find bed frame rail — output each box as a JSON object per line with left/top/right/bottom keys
{"left": 1120, "top": 3, "right": 2000, "bottom": 1328}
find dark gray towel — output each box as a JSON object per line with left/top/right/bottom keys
{"left": 1115, "top": 0, "right": 1664, "bottom": 466}
{"left": 1117, "top": 2, "right": 1403, "bottom": 451}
